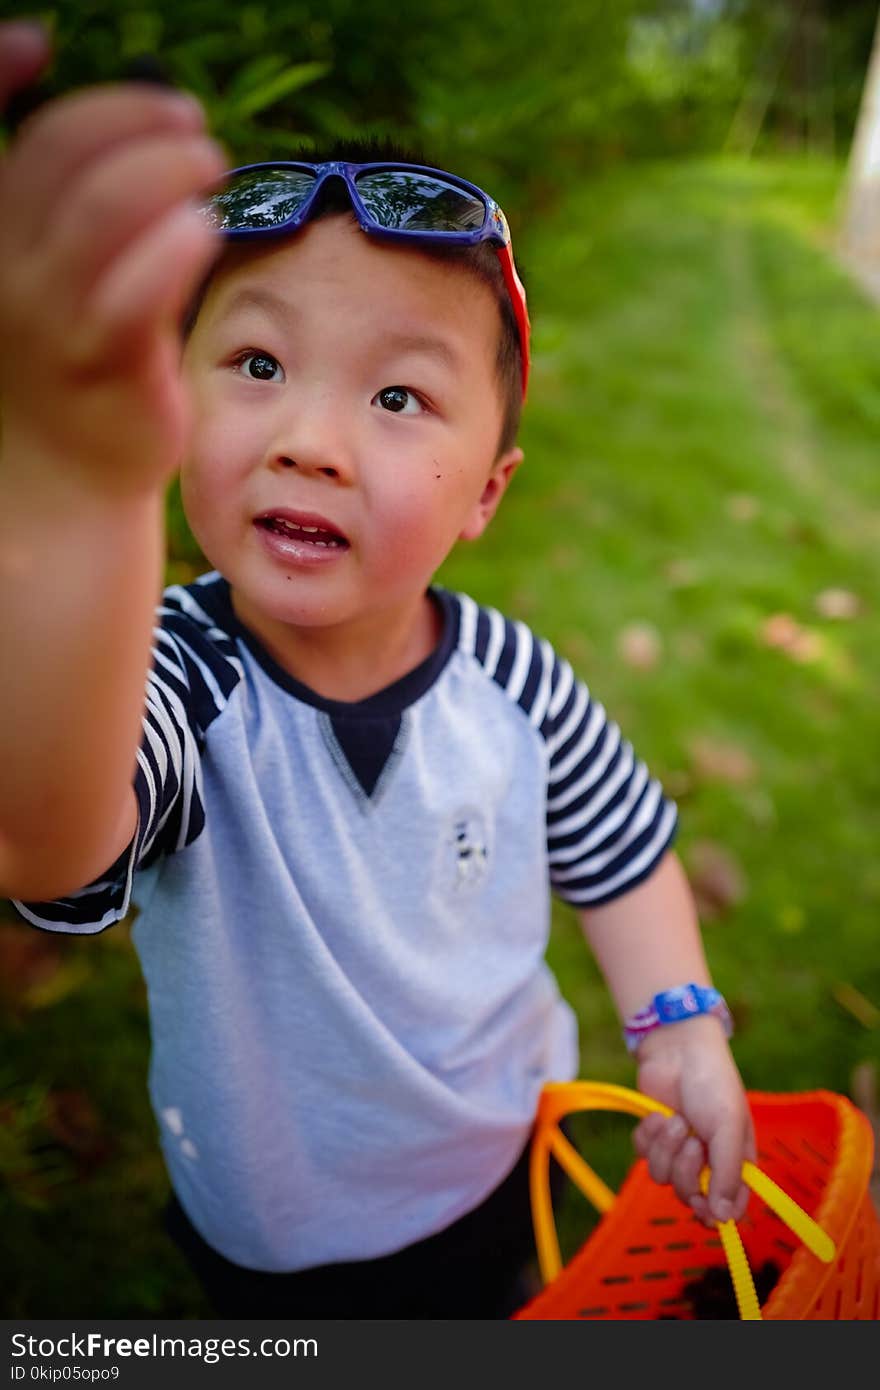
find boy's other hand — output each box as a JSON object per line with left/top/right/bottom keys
{"left": 0, "top": 21, "right": 226, "bottom": 495}
{"left": 631, "top": 1015, "right": 755, "bottom": 1227}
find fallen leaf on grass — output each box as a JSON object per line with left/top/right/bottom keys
{"left": 814, "top": 588, "right": 862, "bottom": 620}
{"left": 685, "top": 840, "right": 747, "bottom": 920}
{"left": 831, "top": 982, "right": 880, "bottom": 1030}
{"left": 761, "top": 612, "right": 799, "bottom": 647}
{"left": 689, "top": 735, "right": 757, "bottom": 785}
{"left": 617, "top": 622, "right": 662, "bottom": 671}
{"left": 664, "top": 559, "right": 701, "bottom": 588}
{"left": 45, "top": 1090, "right": 113, "bottom": 1174}
{"left": 726, "top": 494, "right": 760, "bottom": 522}
{"left": 760, "top": 613, "right": 825, "bottom": 663}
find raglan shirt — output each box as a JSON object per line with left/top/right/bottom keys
{"left": 13, "top": 573, "right": 678, "bottom": 1273}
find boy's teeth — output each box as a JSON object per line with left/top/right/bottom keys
{"left": 266, "top": 516, "right": 344, "bottom": 545}
{"left": 278, "top": 519, "right": 324, "bottom": 535}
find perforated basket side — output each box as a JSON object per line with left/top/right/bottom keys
{"left": 756, "top": 1092, "right": 877, "bottom": 1319}
{"left": 514, "top": 1161, "right": 725, "bottom": 1320}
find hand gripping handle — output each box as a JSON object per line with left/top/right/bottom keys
{"left": 530, "top": 1081, "right": 836, "bottom": 1321}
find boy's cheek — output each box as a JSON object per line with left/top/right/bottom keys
{"left": 178, "top": 456, "right": 229, "bottom": 533}
{"left": 370, "top": 500, "right": 478, "bottom": 574}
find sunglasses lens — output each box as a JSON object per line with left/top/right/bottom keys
{"left": 205, "top": 168, "right": 318, "bottom": 231}
{"left": 355, "top": 170, "right": 486, "bottom": 234}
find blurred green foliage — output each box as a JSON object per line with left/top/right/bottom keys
{"left": 2, "top": 0, "right": 877, "bottom": 219}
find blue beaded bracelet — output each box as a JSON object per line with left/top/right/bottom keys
{"left": 623, "top": 983, "right": 733, "bottom": 1055}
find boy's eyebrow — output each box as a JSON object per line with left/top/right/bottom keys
{"left": 222, "top": 286, "right": 296, "bottom": 328}
{"left": 220, "top": 288, "right": 460, "bottom": 371}
{"left": 382, "top": 332, "right": 460, "bottom": 373}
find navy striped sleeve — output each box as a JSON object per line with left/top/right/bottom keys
{"left": 456, "top": 592, "right": 678, "bottom": 907}
{"left": 542, "top": 653, "right": 678, "bottom": 906}
{"left": 12, "top": 578, "right": 242, "bottom": 934}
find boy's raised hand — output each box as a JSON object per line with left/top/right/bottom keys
{"left": 0, "top": 21, "right": 226, "bottom": 495}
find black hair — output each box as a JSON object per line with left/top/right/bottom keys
{"left": 183, "top": 137, "right": 524, "bottom": 456}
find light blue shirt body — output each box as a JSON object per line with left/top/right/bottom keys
{"left": 15, "top": 574, "right": 677, "bottom": 1272}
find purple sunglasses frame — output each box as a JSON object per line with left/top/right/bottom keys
{"left": 206, "top": 160, "right": 531, "bottom": 396}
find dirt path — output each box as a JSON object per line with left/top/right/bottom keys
{"left": 723, "top": 216, "right": 880, "bottom": 551}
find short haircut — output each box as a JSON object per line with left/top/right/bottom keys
{"left": 182, "top": 138, "right": 524, "bottom": 456}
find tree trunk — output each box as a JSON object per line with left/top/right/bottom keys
{"left": 839, "top": 5, "right": 880, "bottom": 278}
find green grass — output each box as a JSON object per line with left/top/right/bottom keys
{"left": 441, "top": 155, "right": 880, "bottom": 1262}
{"left": 3, "top": 155, "right": 879, "bottom": 1314}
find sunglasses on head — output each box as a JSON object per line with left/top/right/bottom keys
{"left": 202, "top": 161, "right": 531, "bottom": 396}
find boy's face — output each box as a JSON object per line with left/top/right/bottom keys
{"left": 180, "top": 217, "right": 522, "bottom": 648}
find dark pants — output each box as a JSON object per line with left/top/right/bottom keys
{"left": 163, "top": 1131, "right": 569, "bottom": 1319}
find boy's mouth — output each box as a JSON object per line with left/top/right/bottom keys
{"left": 254, "top": 509, "right": 350, "bottom": 551}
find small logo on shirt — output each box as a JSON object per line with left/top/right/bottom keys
{"left": 444, "top": 808, "right": 490, "bottom": 893}
{"left": 162, "top": 1106, "right": 199, "bottom": 1161}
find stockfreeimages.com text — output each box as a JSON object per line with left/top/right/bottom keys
{"left": 10, "top": 1334, "right": 317, "bottom": 1365}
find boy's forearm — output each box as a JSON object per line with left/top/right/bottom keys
{"left": 577, "top": 850, "right": 713, "bottom": 1021}
{"left": 0, "top": 439, "right": 164, "bottom": 899}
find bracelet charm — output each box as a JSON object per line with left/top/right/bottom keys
{"left": 623, "top": 983, "right": 733, "bottom": 1055}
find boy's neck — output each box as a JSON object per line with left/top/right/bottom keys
{"left": 228, "top": 587, "right": 444, "bottom": 703}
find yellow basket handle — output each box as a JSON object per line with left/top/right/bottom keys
{"left": 530, "top": 1081, "right": 837, "bottom": 1322}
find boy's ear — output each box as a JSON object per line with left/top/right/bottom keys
{"left": 458, "top": 446, "right": 524, "bottom": 542}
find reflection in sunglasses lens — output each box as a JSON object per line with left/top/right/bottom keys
{"left": 205, "top": 169, "right": 317, "bottom": 230}
{"left": 355, "top": 171, "right": 485, "bottom": 233}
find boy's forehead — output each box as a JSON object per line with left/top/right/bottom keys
{"left": 203, "top": 217, "right": 498, "bottom": 345}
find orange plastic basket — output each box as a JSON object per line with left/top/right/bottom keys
{"left": 513, "top": 1083, "right": 880, "bottom": 1320}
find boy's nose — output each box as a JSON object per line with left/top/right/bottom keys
{"left": 266, "top": 406, "right": 355, "bottom": 483}
{"left": 272, "top": 450, "right": 347, "bottom": 480}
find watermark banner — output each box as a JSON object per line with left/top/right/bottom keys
{"left": 1, "top": 1318, "right": 846, "bottom": 1386}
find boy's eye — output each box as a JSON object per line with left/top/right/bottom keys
{"left": 372, "top": 386, "right": 422, "bottom": 415}
{"left": 236, "top": 351, "right": 284, "bottom": 383}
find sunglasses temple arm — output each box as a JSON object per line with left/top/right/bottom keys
{"left": 496, "top": 243, "right": 531, "bottom": 399}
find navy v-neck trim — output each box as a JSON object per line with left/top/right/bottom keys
{"left": 195, "top": 575, "right": 460, "bottom": 719}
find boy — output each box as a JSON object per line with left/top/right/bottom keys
{"left": 0, "top": 24, "right": 753, "bottom": 1318}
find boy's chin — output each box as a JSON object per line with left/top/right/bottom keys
{"left": 231, "top": 571, "right": 378, "bottom": 632}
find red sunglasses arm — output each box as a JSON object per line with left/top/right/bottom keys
{"left": 497, "top": 243, "right": 531, "bottom": 399}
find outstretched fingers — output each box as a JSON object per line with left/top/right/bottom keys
{"left": 0, "top": 66, "right": 227, "bottom": 376}
{"left": 88, "top": 199, "right": 221, "bottom": 354}
{"left": 2, "top": 84, "right": 212, "bottom": 250}
{"left": 49, "top": 130, "right": 226, "bottom": 315}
